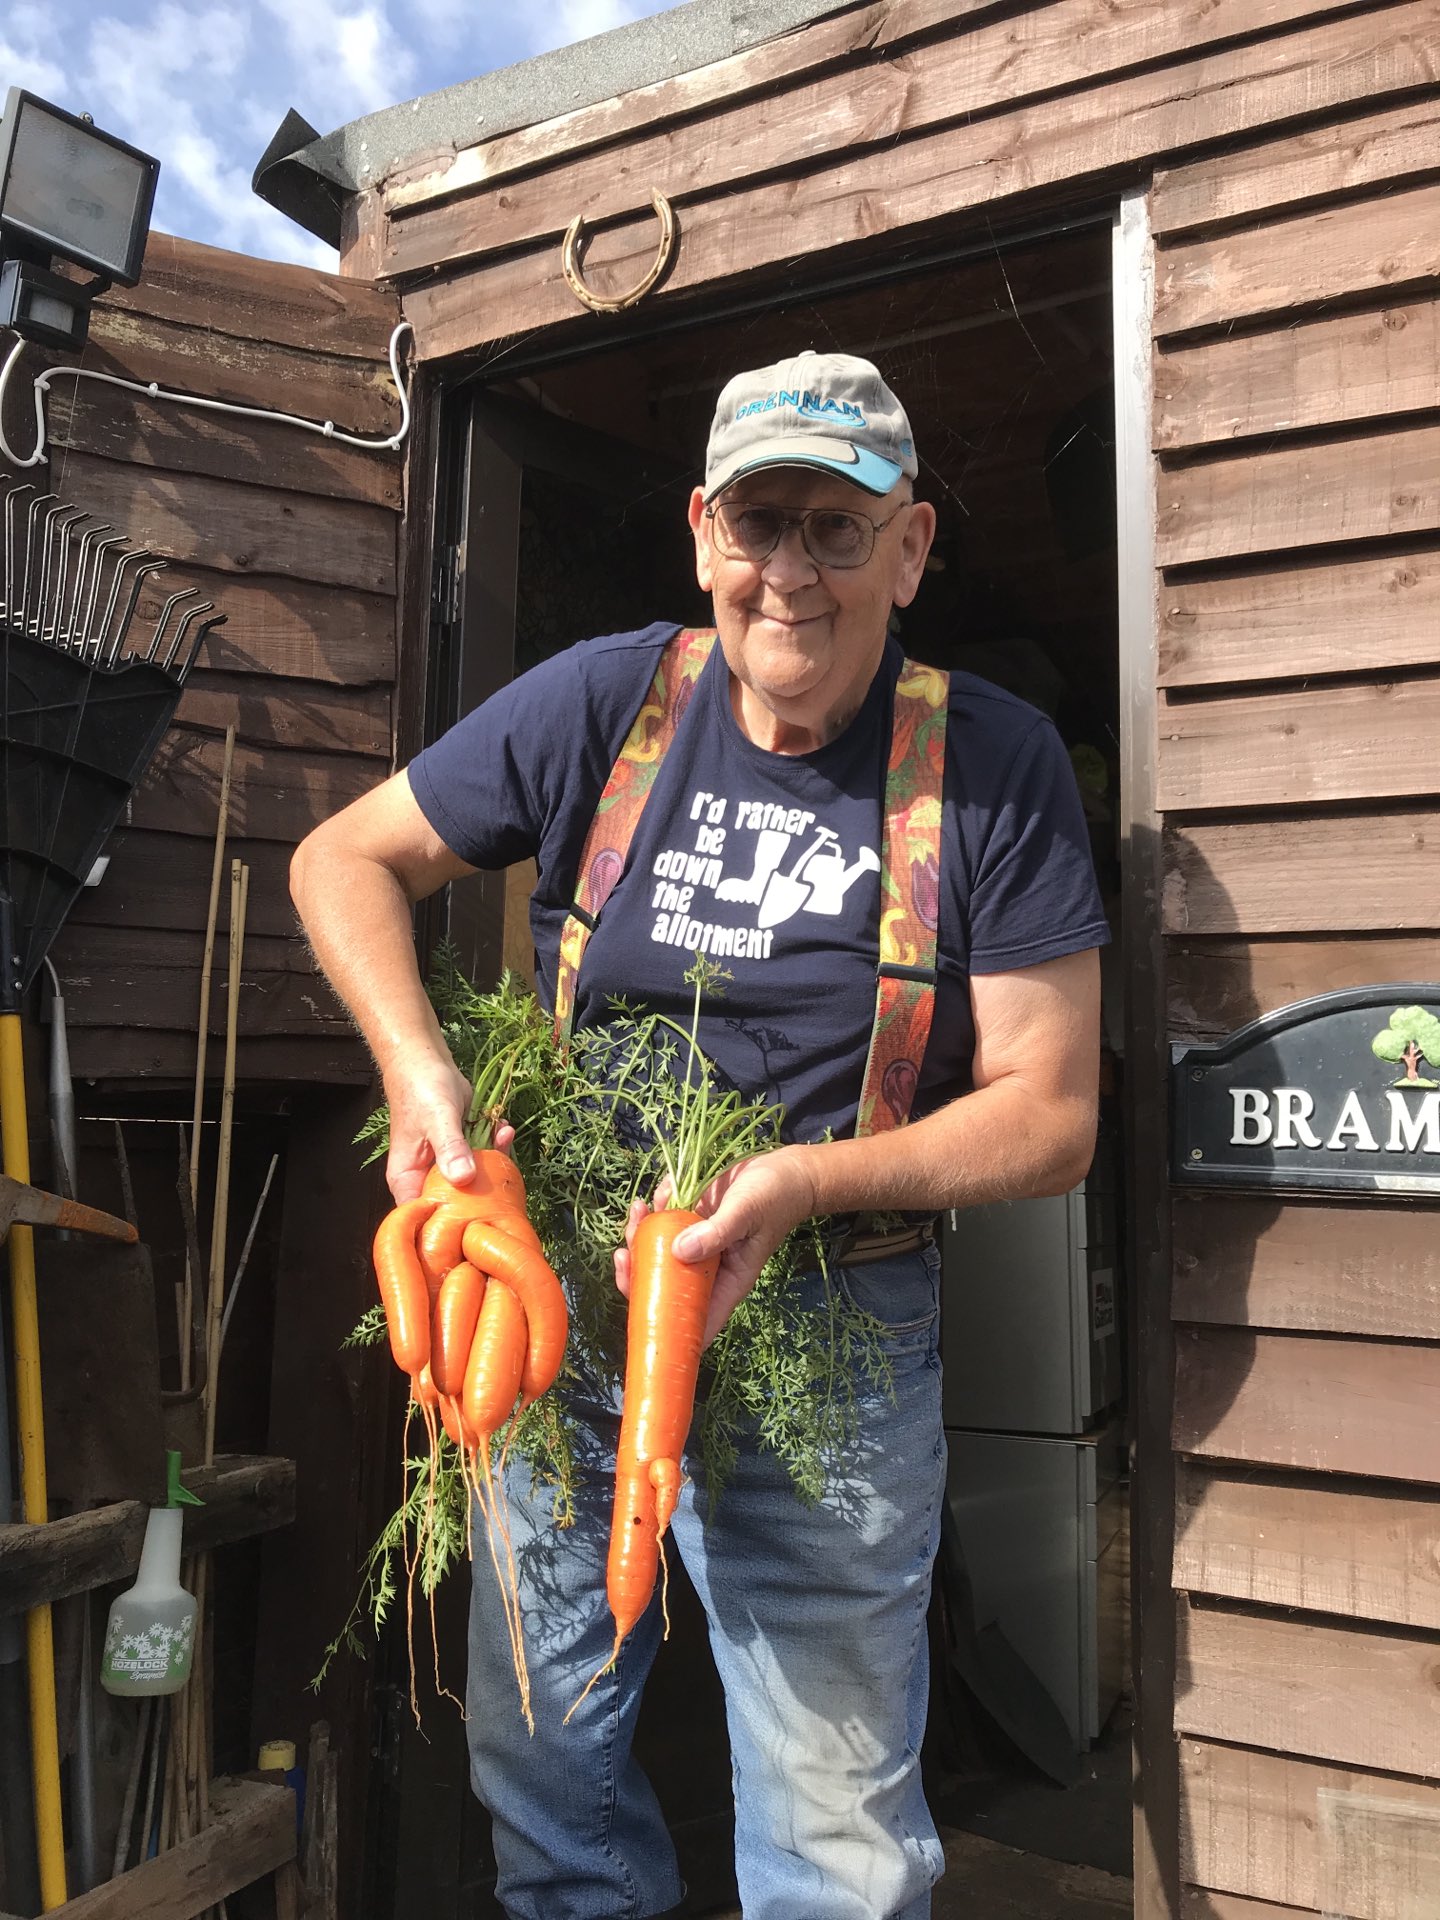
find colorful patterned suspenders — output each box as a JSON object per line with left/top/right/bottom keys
{"left": 854, "top": 657, "right": 949, "bottom": 1135}
{"left": 551, "top": 629, "right": 949, "bottom": 1137}
{"left": 553, "top": 627, "right": 717, "bottom": 1042}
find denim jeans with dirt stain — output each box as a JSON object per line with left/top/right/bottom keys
{"left": 465, "top": 1244, "right": 948, "bottom": 1920}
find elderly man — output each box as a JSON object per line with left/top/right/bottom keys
{"left": 291, "top": 350, "right": 1105, "bottom": 1920}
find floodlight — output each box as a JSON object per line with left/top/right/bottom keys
{"left": 0, "top": 89, "right": 159, "bottom": 351}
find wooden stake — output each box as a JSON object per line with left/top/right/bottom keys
{"left": 186, "top": 1559, "right": 209, "bottom": 1837}
{"left": 204, "top": 858, "right": 247, "bottom": 1466}
{"left": 183, "top": 725, "right": 236, "bottom": 1390}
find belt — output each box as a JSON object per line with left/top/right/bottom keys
{"left": 832, "top": 1217, "right": 937, "bottom": 1269}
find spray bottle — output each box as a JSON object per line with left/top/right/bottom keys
{"left": 100, "top": 1452, "right": 203, "bottom": 1697}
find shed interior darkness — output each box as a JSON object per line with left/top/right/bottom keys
{"left": 492, "top": 222, "right": 1120, "bottom": 800}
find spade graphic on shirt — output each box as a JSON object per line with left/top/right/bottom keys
{"left": 717, "top": 826, "right": 880, "bottom": 929}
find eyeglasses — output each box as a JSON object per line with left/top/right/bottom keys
{"left": 705, "top": 498, "right": 911, "bottom": 570}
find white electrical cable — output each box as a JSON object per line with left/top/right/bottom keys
{"left": 0, "top": 318, "right": 415, "bottom": 471}
{"left": 0, "top": 332, "right": 46, "bottom": 468}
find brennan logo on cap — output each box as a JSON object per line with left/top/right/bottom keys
{"left": 704, "top": 349, "right": 919, "bottom": 501}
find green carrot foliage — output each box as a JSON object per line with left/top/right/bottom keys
{"left": 326, "top": 953, "right": 890, "bottom": 1671}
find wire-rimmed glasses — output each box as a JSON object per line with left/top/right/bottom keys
{"left": 705, "top": 498, "right": 911, "bottom": 569}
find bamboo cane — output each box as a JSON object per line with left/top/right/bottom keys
{"left": 204, "top": 858, "right": 246, "bottom": 1465}
{"left": 112, "top": 1695, "right": 153, "bottom": 1878}
{"left": 165, "top": 855, "right": 247, "bottom": 1858}
{"left": 187, "top": 858, "right": 247, "bottom": 1857}
{"left": 182, "top": 725, "right": 236, "bottom": 1389}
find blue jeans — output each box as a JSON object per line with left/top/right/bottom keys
{"left": 466, "top": 1246, "right": 947, "bottom": 1920}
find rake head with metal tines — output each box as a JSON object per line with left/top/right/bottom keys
{"left": 1, "top": 482, "right": 227, "bottom": 991}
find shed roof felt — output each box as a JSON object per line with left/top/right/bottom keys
{"left": 255, "top": 0, "right": 856, "bottom": 241}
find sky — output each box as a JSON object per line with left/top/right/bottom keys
{"left": 2, "top": 0, "right": 680, "bottom": 269}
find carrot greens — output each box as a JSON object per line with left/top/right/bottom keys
{"left": 326, "top": 954, "right": 889, "bottom": 1684}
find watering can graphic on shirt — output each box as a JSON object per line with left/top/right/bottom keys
{"left": 717, "top": 827, "right": 880, "bottom": 927}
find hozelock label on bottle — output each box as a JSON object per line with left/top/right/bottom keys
{"left": 102, "top": 1615, "right": 195, "bottom": 1684}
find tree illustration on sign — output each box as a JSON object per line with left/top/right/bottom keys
{"left": 1371, "top": 1006, "right": 1440, "bottom": 1089}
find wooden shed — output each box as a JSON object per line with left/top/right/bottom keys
{"left": 7, "top": 0, "right": 1440, "bottom": 1915}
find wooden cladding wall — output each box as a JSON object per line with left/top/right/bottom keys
{"left": 43, "top": 234, "right": 403, "bottom": 1085}
{"left": 1152, "top": 90, "right": 1440, "bottom": 1920}
{"left": 365, "top": 0, "right": 1440, "bottom": 362}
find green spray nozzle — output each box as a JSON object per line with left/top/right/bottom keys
{"left": 166, "top": 1449, "right": 204, "bottom": 1510}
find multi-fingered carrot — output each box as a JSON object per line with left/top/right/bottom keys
{"left": 372, "top": 1161, "right": 562, "bottom": 1417}
{"left": 372, "top": 1153, "right": 565, "bottom": 1734}
{"left": 418, "top": 1157, "right": 540, "bottom": 1281}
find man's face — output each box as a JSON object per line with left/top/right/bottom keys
{"left": 688, "top": 466, "right": 936, "bottom": 741}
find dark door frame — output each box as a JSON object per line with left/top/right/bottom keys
{"left": 376, "top": 189, "right": 1174, "bottom": 1919}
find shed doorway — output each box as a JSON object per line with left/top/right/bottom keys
{"left": 389, "top": 212, "right": 1134, "bottom": 1920}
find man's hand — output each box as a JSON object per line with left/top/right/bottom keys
{"left": 383, "top": 1045, "right": 477, "bottom": 1201}
{"left": 613, "top": 1146, "right": 819, "bottom": 1345}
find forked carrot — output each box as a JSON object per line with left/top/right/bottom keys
{"left": 607, "top": 1209, "right": 717, "bottom": 1647}
{"left": 568, "top": 959, "right": 781, "bottom": 1722}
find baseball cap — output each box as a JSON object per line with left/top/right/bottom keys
{"left": 703, "top": 349, "right": 919, "bottom": 501}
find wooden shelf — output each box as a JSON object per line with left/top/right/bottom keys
{"left": 0, "top": 1778, "right": 297, "bottom": 1920}
{"left": 0, "top": 1455, "right": 296, "bottom": 1616}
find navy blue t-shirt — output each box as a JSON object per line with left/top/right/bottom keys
{"left": 409, "top": 623, "right": 1108, "bottom": 1146}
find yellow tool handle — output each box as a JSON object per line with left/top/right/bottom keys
{"left": 1, "top": 1013, "right": 68, "bottom": 1909}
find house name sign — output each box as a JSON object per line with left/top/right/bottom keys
{"left": 1171, "top": 984, "right": 1440, "bottom": 1195}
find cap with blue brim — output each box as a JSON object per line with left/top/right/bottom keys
{"left": 703, "top": 350, "right": 919, "bottom": 503}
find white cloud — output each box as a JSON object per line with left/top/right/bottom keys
{"left": 23, "top": 0, "right": 679, "bottom": 267}
{"left": 524, "top": 0, "right": 652, "bottom": 56}
{"left": 69, "top": 5, "right": 337, "bottom": 266}
{"left": 0, "top": 6, "right": 71, "bottom": 99}
{"left": 256, "top": 0, "right": 418, "bottom": 124}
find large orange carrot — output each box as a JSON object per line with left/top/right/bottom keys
{"left": 373, "top": 1198, "right": 439, "bottom": 1374}
{"left": 607, "top": 1208, "right": 718, "bottom": 1645}
{"left": 460, "top": 1219, "right": 568, "bottom": 1406}
{"left": 432, "top": 1261, "right": 486, "bottom": 1398}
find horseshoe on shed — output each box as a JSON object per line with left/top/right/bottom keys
{"left": 561, "top": 189, "right": 677, "bottom": 314}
